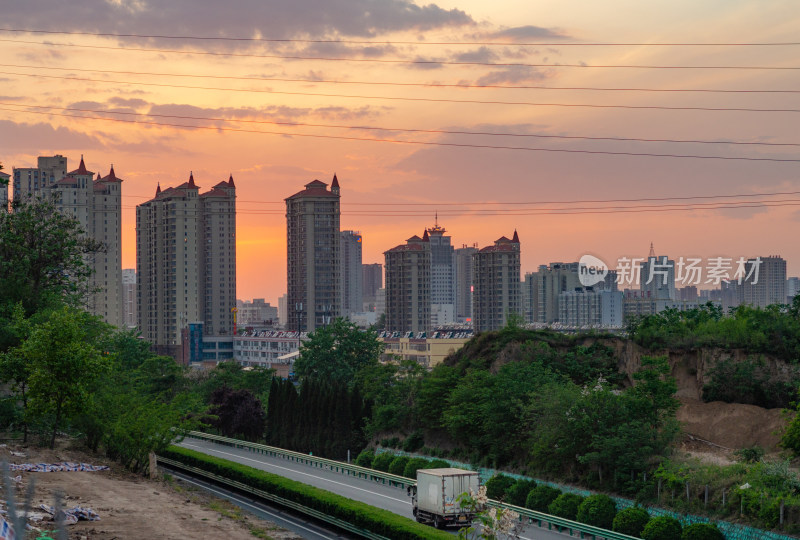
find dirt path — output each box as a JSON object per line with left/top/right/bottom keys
{"left": 0, "top": 441, "right": 301, "bottom": 540}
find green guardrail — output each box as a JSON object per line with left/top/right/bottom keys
{"left": 184, "top": 431, "right": 414, "bottom": 488}
{"left": 182, "top": 431, "right": 639, "bottom": 540}
{"left": 157, "top": 455, "right": 389, "bottom": 540}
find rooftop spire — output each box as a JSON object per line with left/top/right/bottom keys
{"left": 155, "top": 182, "right": 161, "bottom": 196}
{"left": 228, "top": 173, "right": 235, "bottom": 187}
{"left": 96, "top": 172, "right": 101, "bottom": 181}
{"left": 422, "top": 229, "right": 429, "bottom": 241}
{"left": 107, "top": 165, "right": 116, "bottom": 181}
{"left": 649, "top": 241, "right": 655, "bottom": 258}
{"left": 512, "top": 229, "right": 519, "bottom": 243}
{"left": 331, "top": 172, "right": 340, "bottom": 195}
{"left": 434, "top": 211, "right": 438, "bottom": 228}
{"left": 77, "top": 154, "right": 87, "bottom": 174}
{"left": 188, "top": 171, "right": 196, "bottom": 188}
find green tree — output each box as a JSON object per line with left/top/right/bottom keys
{"left": 681, "top": 523, "right": 724, "bottom": 540}
{"left": 641, "top": 516, "right": 682, "bottom": 540}
{"left": 294, "top": 318, "right": 384, "bottom": 385}
{"left": 613, "top": 507, "right": 650, "bottom": 537}
{"left": 576, "top": 494, "right": 617, "bottom": 529}
{"left": 14, "top": 306, "right": 109, "bottom": 447}
{"left": 0, "top": 198, "right": 104, "bottom": 323}
{"left": 525, "top": 485, "right": 562, "bottom": 511}
{"left": 548, "top": 493, "right": 584, "bottom": 520}
{"left": 505, "top": 479, "right": 537, "bottom": 507}
{"left": 485, "top": 474, "right": 516, "bottom": 501}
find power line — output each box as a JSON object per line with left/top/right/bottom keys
{"left": 3, "top": 38, "right": 799, "bottom": 69}
{"left": 5, "top": 72, "right": 800, "bottom": 114}
{"left": 3, "top": 28, "right": 800, "bottom": 47}
{"left": 3, "top": 62, "right": 798, "bottom": 94}
{"left": 5, "top": 106, "right": 798, "bottom": 162}
{"left": 6, "top": 102, "right": 798, "bottom": 148}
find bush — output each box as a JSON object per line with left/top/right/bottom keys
{"left": 372, "top": 453, "right": 395, "bottom": 472}
{"left": 613, "top": 507, "right": 650, "bottom": 537}
{"left": 734, "top": 446, "right": 765, "bottom": 464}
{"left": 506, "top": 479, "right": 536, "bottom": 507}
{"left": 485, "top": 474, "right": 516, "bottom": 500}
{"left": 402, "top": 431, "right": 424, "bottom": 452}
{"left": 548, "top": 493, "right": 584, "bottom": 520}
{"left": 681, "top": 523, "right": 724, "bottom": 540}
{"left": 526, "top": 485, "right": 562, "bottom": 512}
{"left": 425, "top": 459, "right": 450, "bottom": 469}
{"left": 355, "top": 449, "right": 375, "bottom": 468}
{"left": 641, "top": 516, "right": 682, "bottom": 540}
{"left": 402, "top": 458, "right": 430, "bottom": 479}
{"left": 577, "top": 494, "right": 617, "bottom": 529}
{"left": 162, "top": 446, "right": 452, "bottom": 540}
{"left": 388, "top": 456, "right": 410, "bottom": 476}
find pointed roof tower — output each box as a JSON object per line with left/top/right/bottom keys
{"left": 96, "top": 172, "right": 102, "bottom": 181}
{"left": 649, "top": 242, "right": 656, "bottom": 258}
{"left": 155, "top": 183, "right": 161, "bottom": 196}
{"left": 228, "top": 174, "right": 235, "bottom": 187}
{"left": 331, "top": 173, "right": 340, "bottom": 195}
{"left": 422, "top": 229, "right": 429, "bottom": 242}
{"left": 188, "top": 171, "right": 196, "bottom": 188}
{"left": 512, "top": 229, "right": 520, "bottom": 243}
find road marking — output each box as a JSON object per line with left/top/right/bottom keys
{"left": 170, "top": 471, "right": 334, "bottom": 539}
{"left": 182, "top": 442, "right": 412, "bottom": 506}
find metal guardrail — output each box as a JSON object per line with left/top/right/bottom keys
{"left": 183, "top": 431, "right": 638, "bottom": 540}
{"left": 157, "top": 455, "right": 389, "bottom": 540}
{"left": 184, "top": 431, "right": 414, "bottom": 488}
{"left": 488, "top": 500, "right": 639, "bottom": 540}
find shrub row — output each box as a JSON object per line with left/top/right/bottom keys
{"left": 161, "top": 446, "right": 452, "bottom": 540}
{"left": 485, "top": 473, "right": 726, "bottom": 539}
{"left": 355, "top": 449, "right": 449, "bottom": 479}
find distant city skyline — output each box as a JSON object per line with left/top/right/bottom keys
{"left": 2, "top": 1, "right": 797, "bottom": 304}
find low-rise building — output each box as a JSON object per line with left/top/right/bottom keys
{"left": 378, "top": 330, "right": 473, "bottom": 368}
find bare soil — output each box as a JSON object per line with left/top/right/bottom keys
{"left": 0, "top": 441, "right": 301, "bottom": 540}
{"left": 677, "top": 397, "right": 790, "bottom": 452}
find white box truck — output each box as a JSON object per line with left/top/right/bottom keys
{"left": 407, "top": 468, "right": 481, "bottom": 529}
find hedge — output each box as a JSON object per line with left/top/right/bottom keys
{"left": 505, "top": 479, "right": 536, "bottom": 507}
{"left": 642, "top": 516, "right": 682, "bottom": 540}
{"left": 548, "top": 493, "right": 585, "bottom": 521}
{"left": 161, "top": 446, "right": 452, "bottom": 540}
{"left": 403, "top": 458, "right": 431, "bottom": 479}
{"left": 577, "top": 494, "right": 617, "bottom": 530}
{"left": 485, "top": 474, "right": 516, "bottom": 500}
{"left": 613, "top": 507, "right": 650, "bottom": 538}
{"left": 681, "top": 523, "right": 724, "bottom": 540}
{"left": 354, "top": 449, "right": 375, "bottom": 468}
{"left": 389, "top": 456, "right": 411, "bottom": 477}
{"left": 372, "top": 452, "right": 395, "bottom": 472}
{"left": 526, "top": 485, "right": 562, "bottom": 512}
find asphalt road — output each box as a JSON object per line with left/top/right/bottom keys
{"left": 178, "top": 437, "right": 585, "bottom": 540}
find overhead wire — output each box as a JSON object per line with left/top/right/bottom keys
{"left": 2, "top": 38, "right": 799, "bottom": 69}
{"left": 4, "top": 72, "right": 800, "bottom": 113}
{"left": 2, "top": 28, "right": 800, "bottom": 47}
{"left": 2, "top": 62, "right": 798, "bottom": 94}
{"left": 3, "top": 105, "right": 799, "bottom": 162}
{"left": 5, "top": 102, "right": 798, "bottom": 148}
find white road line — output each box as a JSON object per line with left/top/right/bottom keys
{"left": 183, "top": 442, "right": 412, "bottom": 506}
{"left": 170, "top": 472, "right": 334, "bottom": 539}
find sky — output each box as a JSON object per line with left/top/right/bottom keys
{"left": 1, "top": 0, "right": 799, "bottom": 303}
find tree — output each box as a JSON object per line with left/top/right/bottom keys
{"left": 14, "top": 306, "right": 109, "bottom": 447}
{"left": 208, "top": 386, "right": 266, "bottom": 441}
{"left": 505, "top": 479, "right": 537, "bottom": 507}
{"left": 485, "top": 474, "right": 516, "bottom": 501}
{"left": 576, "top": 494, "right": 617, "bottom": 529}
{"left": 525, "top": 485, "right": 562, "bottom": 512}
{"left": 0, "top": 198, "right": 104, "bottom": 322}
{"left": 548, "top": 493, "right": 584, "bottom": 520}
{"left": 294, "top": 318, "right": 384, "bottom": 385}
{"left": 681, "top": 523, "right": 724, "bottom": 540}
{"left": 641, "top": 516, "right": 682, "bottom": 540}
{"left": 613, "top": 507, "right": 650, "bottom": 537}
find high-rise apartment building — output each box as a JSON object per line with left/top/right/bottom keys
{"left": 136, "top": 173, "right": 236, "bottom": 357}
{"left": 122, "top": 269, "right": 137, "bottom": 328}
{"left": 787, "top": 277, "right": 800, "bottom": 303}
{"left": 340, "top": 230, "right": 363, "bottom": 317}
{"left": 285, "top": 175, "right": 341, "bottom": 331}
{"left": 384, "top": 231, "right": 431, "bottom": 333}
{"left": 472, "top": 232, "right": 521, "bottom": 332}
{"left": 362, "top": 263, "right": 383, "bottom": 310}
{"left": 237, "top": 298, "right": 279, "bottom": 327}
{"left": 640, "top": 245, "right": 676, "bottom": 301}
{"left": 12, "top": 155, "right": 67, "bottom": 202}
{"left": 427, "top": 217, "right": 456, "bottom": 326}
{"left": 738, "top": 256, "right": 786, "bottom": 308}
{"left": 524, "top": 262, "right": 580, "bottom": 324}
{"left": 0, "top": 171, "right": 9, "bottom": 211}
{"left": 454, "top": 244, "right": 478, "bottom": 322}
{"left": 23, "top": 156, "right": 124, "bottom": 327}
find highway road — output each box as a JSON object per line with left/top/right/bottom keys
{"left": 178, "top": 437, "right": 583, "bottom": 540}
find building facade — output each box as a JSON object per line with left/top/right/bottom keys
{"left": 285, "top": 175, "right": 341, "bottom": 331}
{"left": 12, "top": 154, "right": 68, "bottom": 202}
{"left": 340, "top": 230, "right": 363, "bottom": 317}
{"left": 362, "top": 263, "right": 383, "bottom": 311}
{"left": 122, "top": 269, "right": 137, "bottom": 328}
{"left": 237, "top": 298, "right": 279, "bottom": 327}
{"left": 738, "top": 256, "right": 786, "bottom": 308}
{"left": 384, "top": 232, "right": 431, "bottom": 333}
{"left": 136, "top": 173, "right": 236, "bottom": 358}
{"left": 454, "top": 244, "right": 478, "bottom": 323}
{"left": 427, "top": 218, "right": 456, "bottom": 326}
{"left": 472, "top": 232, "right": 521, "bottom": 332}
{"left": 0, "top": 171, "right": 9, "bottom": 211}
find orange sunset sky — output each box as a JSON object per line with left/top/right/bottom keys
{"left": 1, "top": 0, "right": 799, "bottom": 304}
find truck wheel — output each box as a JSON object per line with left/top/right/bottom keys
{"left": 434, "top": 516, "right": 441, "bottom": 529}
